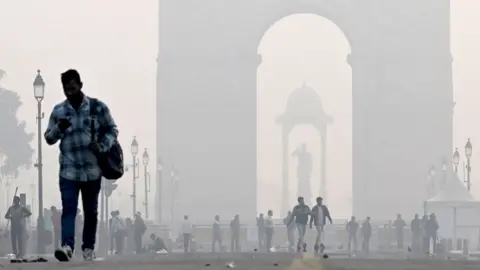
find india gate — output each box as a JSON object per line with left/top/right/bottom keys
{"left": 156, "top": 0, "right": 453, "bottom": 222}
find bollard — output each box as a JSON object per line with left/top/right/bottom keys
{"left": 446, "top": 238, "right": 453, "bottom": 251}
{"left": 438, "top": 239, "right": 446, "bottom": 256}
{"left": 463, "top": 239, "right": 469, "bottom": 255}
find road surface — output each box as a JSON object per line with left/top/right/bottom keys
{"left": 1, "top": 253, "right": 480, "bottom": 270}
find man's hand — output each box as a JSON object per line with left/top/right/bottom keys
{"left": 57, "top": 119, "right": 72, "bottom": 131}
{"left": 89, "top": 142, "right": 101, "bottom": 153}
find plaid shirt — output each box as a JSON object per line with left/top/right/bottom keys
{"left": 44, "top": 96, "right": 118, "bottom": 181}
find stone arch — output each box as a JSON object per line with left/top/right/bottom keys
{"left": 253, "top": 2, "right": 354, "bottom": 52}
{"left": 255, "top": 5, "right": 352, "bottom": 214}
{"left": 158, "top": 0, "right": 453, "bottom": 220}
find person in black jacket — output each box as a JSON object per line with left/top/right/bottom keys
{"left": 346, "top": 216, "right": 359, "bottom": 253}
{"left": 287, "top": 197, "right": 311, "bottom": 252}
{"left": 410, "top": 214, "right": 421, "bottom": 254}
{"left": 134, "top": 212, "right": 147, "bottom": 254}
{"left": 230, "top": 215, "right": 241, "bottom": 252}
{"left": 310, "top": 197, "right": 332, "bottom": 254}
{"left": 361, "top": 217, "right": 372, "bottom": 254}
{"left": 426, "top": 213, "right": 439, "bottom": 254}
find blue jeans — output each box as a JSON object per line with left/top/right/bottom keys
{"left": 59, "top": 177, "right": 101, "bottom": 251}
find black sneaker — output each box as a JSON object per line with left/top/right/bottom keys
{"left": 55, "top": 245, "right": 73, "bottom": 262}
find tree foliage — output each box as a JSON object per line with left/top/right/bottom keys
{"left": 0, "top": 70, "right": 34, "bottom": 178}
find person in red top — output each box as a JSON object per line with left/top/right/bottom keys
{"left": 51, "top": 206, "right": 62, "bottom": 250}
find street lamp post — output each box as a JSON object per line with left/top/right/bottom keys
{"left": 142, "top": 148, "right": 151, "bottom": 219}
{"left": 131, "top": 137, "right": 139, "bottom": 216}
{"left": 105, "top": 190, "right": 110, "bottom": 253}
{"left": 157, "top": 158, "right": 163, "bottom": 224}
{"left": 99, "top": 179, "right": 106, "bottom": 257}
{"left": 424, "top": 166, "right": 436, "bottom": 216}
{"left": 428, "top": 166, "right": 436, "bottom": 196}
{"left": 465, "top": 138, "right": 473, "bottom": 191}
{"left": 33, "top": 70, "right": 46, "bottom": 254}
{"left": 170, "top": 167, "right": 177, "bottom": 229}
{"left": 453, "top": 148, "right": 460, "bottom": 173}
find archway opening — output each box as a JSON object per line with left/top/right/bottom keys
{"left": 257, "top": 13, "right": 352, "bottom": 218}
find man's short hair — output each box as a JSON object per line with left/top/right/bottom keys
{"left": 61, "top": 69, "right": 82, "bottom": 85}
{"left": 316, "top": 197, "right": 323, "bottom": 201}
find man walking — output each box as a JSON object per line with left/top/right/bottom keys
{"left": 410, "top": 214, "right": 421, "bottom": 254}
{"left": 110, "top": 211, "right": 126, "bottom": 255}
{"left": 361, "top": 217, "right": 372, "bottom": 254}
{"left": 393, "top": 214, "right": 406, "bottom": 249}
{"left": 212, "top": 215, "right": 223, "bottom": 252}
{"left": 181, "top": 215, "right": 193, "bottom": 253}
{"left": 426, "top": 213, "right": 439, "bottom": 255}
{"left": 4, "top": 196, "right": 31, "bottom": 259}
{"left": 288, "top": 197, "right": 311, "bottom": 252}
{"left": 265, "top": 210, "right": 275, "bottom": 252}
{"left": 345, "top": 216, "right": 358, "bottom": 253}
{"left": 256, "top": 213, "right": 266, "bottom": 251}
{"left": 310, "top": 197, "right": 332, "bottom": 254}
{"left": 133, "top": 212, "right": 147, "bottom": 254}
{"left": 44, "top": 69, "right": 118, "bottom": 261}
{"left": 283, "top": 211, "right": 296, "bottom": 252}
{"left": 230, "top": 215, "right": 241, "bottom": 252}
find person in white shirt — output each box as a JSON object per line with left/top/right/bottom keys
{"left": 265, "top": 210, "right": 275, "bottom": 252}
{"left": 283, "top": 211, "right": 296, "bottom": 252}
{"left": 181, "top": 215, "right": 193, "bottom": 253}
{"left": 110, "top": 210, "right": 126, "bottom": 255}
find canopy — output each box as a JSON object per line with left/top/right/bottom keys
{"left": 425, "top": 176, "right": 480, "bottom": 244}
{"left": 426, "top": 176, "right": 480, "bottom": 208}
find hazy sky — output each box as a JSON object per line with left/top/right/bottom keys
{"left": 1, "top": 1, "right": 480, "bottom": 219}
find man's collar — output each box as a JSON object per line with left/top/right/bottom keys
{"left": 63, "top": 94, "right": 89, "bottom": 109}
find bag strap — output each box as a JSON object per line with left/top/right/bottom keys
{"left": 89, "top": 97, "right": 98, "bottom": 142}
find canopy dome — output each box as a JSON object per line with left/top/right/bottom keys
{"left": 277, "top": 83, "right": 333, "bottom": 133}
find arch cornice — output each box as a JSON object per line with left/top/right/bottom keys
{"left": 158, "top": 49, "right": 262, "bottom": 68}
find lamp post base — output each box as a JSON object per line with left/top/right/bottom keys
{"left": 98, "top": 221, "right": 106, "bottom": 257}
{"left": 37, "top": 216, "right": 46, "bottom": 255}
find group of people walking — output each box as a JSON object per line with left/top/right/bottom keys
{"left": 345, "top": 216, "right": 372, "bottom": 254}
{"left": 209, "top": 196, "right": 332, "bottom": 254}
{"left": 380, "top": 213, "right": 439, "bottom": 255}
{"left": 109, "top": 211, "right": 148, "bottom": 255}
{"left": 210, "top": 214, "right": 241, "bottom": 252}
{"left": 344, "top": 213, "right": 439, "bottom": 255}
{"left": 410, "top": 213, "right": 439, "bottom": 254}
{"left": 284, "top": 196, "right": 332, "bottom": 254}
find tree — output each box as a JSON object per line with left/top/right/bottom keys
{"left": 0, "top": 69, "right": 34, "bottom": 178}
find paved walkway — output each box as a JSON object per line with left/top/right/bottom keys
{"left": 1, "top": 253, "right": 480, "bottom": 270}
